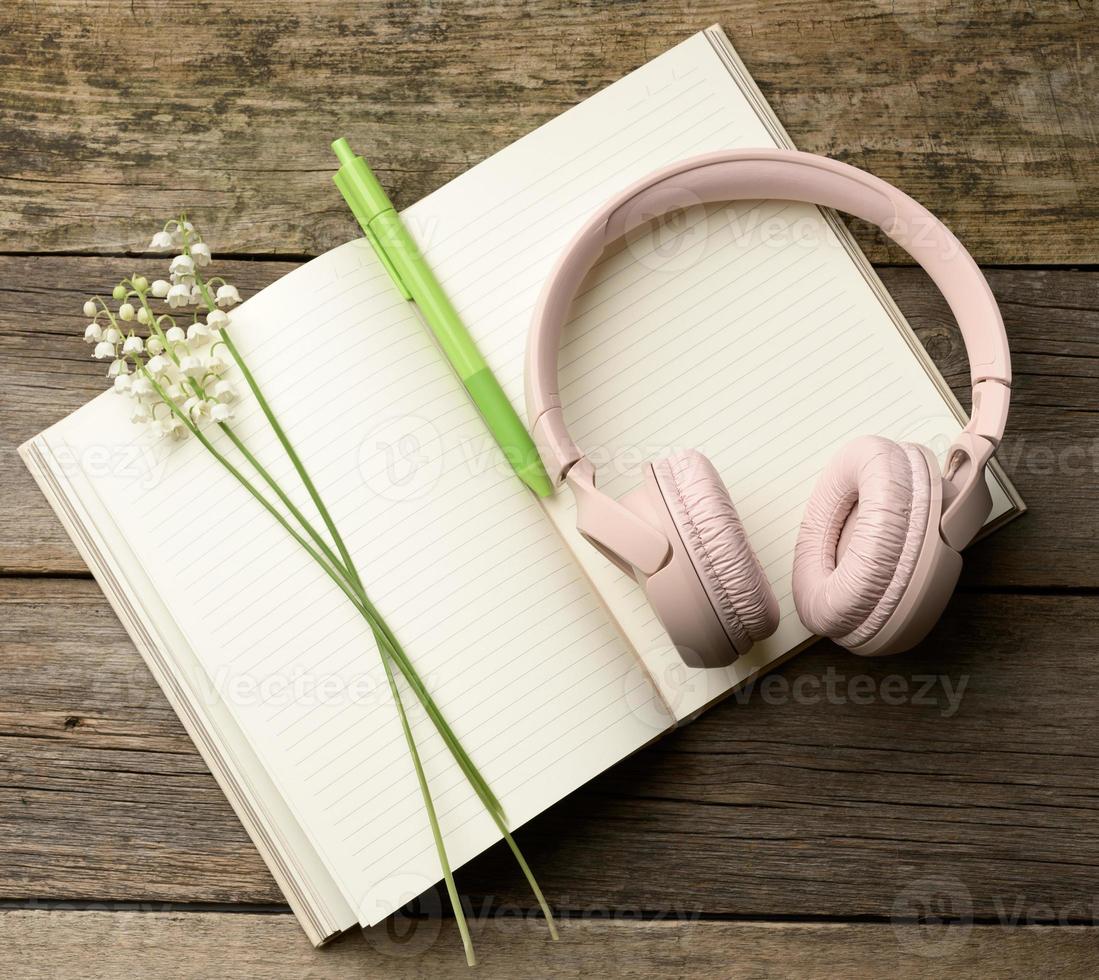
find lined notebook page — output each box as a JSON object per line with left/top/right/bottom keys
{"left": 398, "top": 27, "right": 1016, "bottom": 719}
{"left": 42, "top": 240, "right": 670, "bottom": 926}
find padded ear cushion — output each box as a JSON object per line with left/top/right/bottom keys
{"left": 652, "top": 450, "right": 780, "bottom": 649}
{"left": 792, "top": 435, "right": 931, "bottom": 648}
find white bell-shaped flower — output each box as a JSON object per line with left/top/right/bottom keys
{"left": 145, "top": 354, "right": 170, "bottom": 376}
{"left": 84, "top": 322, "right": 103, "bottom": 344}
{"left": 146, "top": 336, "right": 164, "bottom": 355}
{"left": 210, "top": 402, "right": 232, "bottom": 422}
{"left": 166, "top": 283, "right": 192, "bottom": 308}
{"left": 149, "top": 230, "right": 174, "bottom": 251}
{"left": 104, "top": 326, "right": 123, "bottom": 345}
{"left": 210, "top": 379, "right": 236, "bottom": 402}
{"left": 83, "top": 300, "right": 98, "bottom": 318}
{"left": 107, "top": 358, "right": 128, "bottom": 378}
{"left": 131, "top": 376, "right": 155, "bottom": 400}
{"left": 182, "top": 395, "right": 210, "bottom": 423}
{"left": 205, "top": 349, "right": 229, "bottom": 374}
{"left": 189, "top": 284, "right": 204, "bottom": 305}
{"left": 169, "top": 254, "right": 195, "bottom": 280}
{"left": 113, "top": 374, "right": 132, "bottom": 395}
{"left": 130, "top": 403, "right": 152, "bottom": 424}
{"left": 170, "top": 220, "right": 195, "bottom": 246}
{"left": 205, "top": 309, "right": 230, "bottom": 331}
{"left": 122, "top": 335, "right": 144, "bottom": 355}
{"left": 118, "top": 302, "right": 135, "bottom": 321}
{"left": 93, "top": 340, "right": 115, "bottom": 359}
{"left": 187, "top": 320, "right": 213, "bottom": 345}
{"left": 179, "top": 353, "right": 206, "bottom": 379}
{"left": 164, "top": 415, "right": 188, "bottom": 440}
{"left": 151, "top": 279, "right": 171, "bottom": 298}
{"left": 165, "top": 325, "right": 186, "bottom": 344}
{"left": 215, "top": 284, "right": 242, "bottom": 308}
{"left": 190, "top": 243, "right": 212, "bottom": 267}
{"left": 165, "top": 382, "right": 185, "bottom": 401}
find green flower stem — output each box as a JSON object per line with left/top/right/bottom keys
{"left": 216, "top": 422, "right": 347, "bottom": 574}
{"left": 218, "top": 326, "right": 363, "bottom": 588}
{"left": 210, "top": 419, "right": 504, "bottom": 826}
{"left": 195, "top": 294, "right": 505, "bottom": 821}
{"left": 378, "top": 648, "right": 476, "bottom": 968}
{"left": 193, "top": 276, "right": 362, "bottom": 591}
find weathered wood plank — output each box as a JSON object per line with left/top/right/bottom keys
{"left": 0, "top": 2, "right": 1095, "bottom": 263}
{"left": 3, "top": 578, "right": 1098, "bottom": 918}
{"left": 3, "top": 910, "right": 1099, "bottom": 979}
{"left": 2, "top": 258, "right": 1095, "bottom": 585}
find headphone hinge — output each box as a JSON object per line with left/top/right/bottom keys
{"left": 567, "top": 458, "right": 671, "bottom": 576}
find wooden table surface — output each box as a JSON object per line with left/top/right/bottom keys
{"left": 2, "top": 2, "right": 1097, "bottom": 977}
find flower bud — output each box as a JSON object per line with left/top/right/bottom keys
{"left": 104, "top": 327, "right": 123, "bottom": 345}
{"left": 112, "top": 284, "right": 127, "bottom": 301}
{"left": 132, "top": 275, "right": 149, "bottom": 292}
{"left": 146, "top": 336, "right": 164, "bottom": 355}
{"left": 83, "top": 300, "right": 98, "bottom": 318}
{"left": 119, "top": 302, "right": 135, "bottom": 321}
{"left": 137, "top": 307, "right": 151, "bottom": 325}
{"left": 151, "top": 279, "right": 171, "bottom": 298}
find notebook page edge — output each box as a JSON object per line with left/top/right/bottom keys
{"left": 18, "top": 432, "right": 356, "bottom": 946}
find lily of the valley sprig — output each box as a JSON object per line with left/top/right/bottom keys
{"left": 81, "top": 216, "right": 558, "bottom": 967}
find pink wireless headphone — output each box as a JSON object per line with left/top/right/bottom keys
{"left": 526, "top": 149, "right": 1011, "bottom": 669}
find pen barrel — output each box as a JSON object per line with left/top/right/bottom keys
{"left": 464, "top": 368, "right": 551, "bottom": 494}
{"left": 370, "top": 211, "right": 487, "bottom": 378}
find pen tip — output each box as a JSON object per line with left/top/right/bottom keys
{"left": 520, "top": 464, "right": 555, "bottom": 498}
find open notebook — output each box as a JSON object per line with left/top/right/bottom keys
{"left": 23, "top": 25, "right": 1022, "bottom": 945}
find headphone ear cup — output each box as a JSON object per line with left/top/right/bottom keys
{"left": 792, "top": 435, "right": 932, "bottom": 649}
{"left": 651, "top": 450, "right": 780, "bottom": 650}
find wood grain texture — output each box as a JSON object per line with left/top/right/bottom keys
{"left": 3, "top": 258, "right": 1096, "bottom": 585}
{"left": 0, "top": 2, "right": 1095, "bottom": 263}
{"left": 4, "top": 910, "right": 1099, "bottom": 979}
{"left": 4, "top": 577, "right": 1099, "bottom": 919}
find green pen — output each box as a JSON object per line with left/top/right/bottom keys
{"left": 330, "top": 138, "right": 554, "bottom": 498}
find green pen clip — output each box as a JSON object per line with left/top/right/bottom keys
{"left": 331, "top": 138, "right": 412, "bottom": 301}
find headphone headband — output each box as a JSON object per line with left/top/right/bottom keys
{"left": 525, "top": 149, "right": 1011, "bottom": 484}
